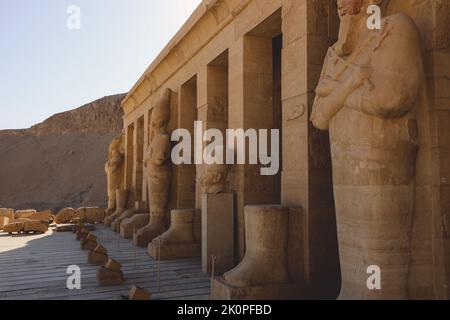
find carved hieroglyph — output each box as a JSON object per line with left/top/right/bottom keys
{"left": 311, "top": 0, "right": 424, "bottom": 299}
{"left": 105, "top": 133, "right": 125, "bottom": 213}
{"left": 134, "top": 89, "right": 172, "bottom": 247}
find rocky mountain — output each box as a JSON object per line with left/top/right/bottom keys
{"left": 0, "top": 94, "right": 126, "bottom": 212}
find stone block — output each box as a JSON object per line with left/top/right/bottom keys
{"left": 0, "top": 216, "right": 10, "bottom": 230}
{"left": 111, "top": 208, "right": 135, "bottom": 233}
{"left": 77, "top": 228, "right": 90, "bottom": 241}
{"left": 29, "top": 210, "right": 53, "bottom": 222}
{"left": 202, "top": 193, "right": 234, "bottom": 275}
{"left": 97, "top": 267, "right": 124, "bottom": 286}
{"left": 105, "top": 258, "right": 122, "bottom": 272}
{"left": 88, "top": 245, "right": 109, "bottom": 265}
{"left": 148, "top": 209, "right": 201, "bottom": 260}
{"left": 56, "top": 224, "right": 75, "bottom": 232}
{"left": 55, "top": 208, "right": 76, "bottom": 224}
{"left": 212, "top": 277, "right": 306, "bottom": 300}
{"left": 15, "top": 210, "right": 37, "bottom": 220}
{"left": 73, "top": 208, "right": 87, "bottom": 223}
{"left": 120, "top": 213, "right": 149, "bottom": 239}
{"left": 81, "top": 233, "right": 98, "bottom": 250}
{"left": 3, "top": 222, "right": 24, "bottom": 234}
{"left": 23, "top": 220, "right": 49, "bottom": 234}
{"left": 85, "top": 207, "right": 106, "bottom": 224}
{"left": 128, "top": 285, "right": 152, "bottom": 300}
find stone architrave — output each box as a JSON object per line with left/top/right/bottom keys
{"left": 310, "top": 0, "right": 424, "bottom": 299}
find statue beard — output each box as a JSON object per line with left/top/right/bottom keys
{"left": 335, "top": 14, "right": 359, "bottom": 57}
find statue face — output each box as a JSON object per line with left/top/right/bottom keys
{"left": 149, "top": 134, "right": 171, "bottom": 165}
{"left": 337, "top": 0, "right": 365, "bottom": 17}
{"left": 109, "top": 134, "right": 123, "bottom": 155}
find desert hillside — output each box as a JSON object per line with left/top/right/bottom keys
{"left": 0, "top": 93, "right": 126, "bottom": 212}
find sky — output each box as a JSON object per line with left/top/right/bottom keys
{"left": 0, "top": 0, "right": 202, "bottom": 129}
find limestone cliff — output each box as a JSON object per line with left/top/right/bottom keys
{"left": 0, "top": 94, "right": 126, "bottom": 212}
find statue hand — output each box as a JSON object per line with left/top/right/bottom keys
{"left": 311, "top": 99, "right": 330, "bottom": 130}
{"left": 349, "top": 66, "right": 371, "bottom": 91}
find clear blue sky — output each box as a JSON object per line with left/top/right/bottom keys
{"left": 0, "top": 0, "right": 202, "bottom": 129}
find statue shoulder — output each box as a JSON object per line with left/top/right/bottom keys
{"left": 383, "top": 13, "right": 421, "bottom": 42}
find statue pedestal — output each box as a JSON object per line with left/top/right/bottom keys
{"left": 148, "top": 209, "right": 201, "bottom": 260}
{"left": 120, "top": 213, "right": 149, "bottom": 239}
{"left": 212, "top": 277, "right": 306, "bottom": 300}
{"left": 201, "top": 193, "right": 234, "bottom": 275}
{"left": 88, "top": 251, "right": 109, "bottom": 265}
{"left": 97, "top": 259, "right": 124, "bottom": 286}
{"left": 212, "top": 205, "right": 305, "bottom": 300}
{"left": 81, "top": 234, "right": 97, "bottom": 251}
{"left": 88, "top": 245, "right": 109, "bottom": 265}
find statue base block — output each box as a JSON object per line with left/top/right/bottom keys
{"left": 81, "top": 239, "right": 97, "bottom": 251}
{"left": 212, "top": 277, "right": 306, "bottom": 300}
{"left": 148, "top": 243, "right": 201, "bottom": 260}
{"left": 133, "top": 232, "right": 153, "bottom": 247}
{"left": 97, "top": 267, "right": 124, "bottom": 286}
{"left": 88, "top": 251, "right": 109, "bottom": 265}
{"left": 128, "top": 285, "right": 152, "bottom": 300}
{"left": 121, "top": 214, "right": 149, "bottom": 239}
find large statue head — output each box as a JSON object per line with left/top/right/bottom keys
{"left": 335, "top": 0, "right": 389, "bottom": 56}
{"left": 109, "top": 133, "right": 124, "bottom": 157}
{"left": 150, "top": 89, "right": 171, "bottom": 134}
{"left": 200, "top": 164, "right": 228, "bottom": 194}
{"left": 148, "top": 133, "right": 171, "bottom": 166}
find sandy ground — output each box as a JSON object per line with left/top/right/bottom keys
{"left": 0, "top": 132, "right": 117, "bottom": 211}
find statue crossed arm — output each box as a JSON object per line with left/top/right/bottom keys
{"left": 311, "top": 13, "right": 423, "bottom": 130}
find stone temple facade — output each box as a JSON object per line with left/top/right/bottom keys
{"left": 104, "top": 0, "right": 450, "bottom": 300}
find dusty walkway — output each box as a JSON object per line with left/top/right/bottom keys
{"left": 0, "top": 225, "right": 210, "bottom": 300}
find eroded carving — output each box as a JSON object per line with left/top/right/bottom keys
{"left": 311, "top": 0, "right": 424, "bottom": 299}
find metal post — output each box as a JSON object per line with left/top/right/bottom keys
{"left": 210, "top": 255, "right": 216, "bottom": 300}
